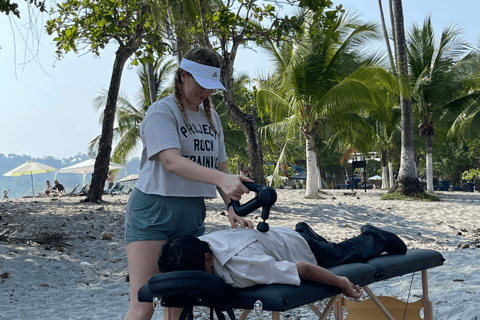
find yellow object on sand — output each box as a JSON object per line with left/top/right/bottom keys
{"left": 344, "top": 296, "right": 423, "bottom": 320}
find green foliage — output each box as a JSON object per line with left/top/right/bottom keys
{"left": 256, "top": 11, "right": 383, "bottom": 191}
{"left": 462, "top": 168, "right": 480, "bottom": 181}
{"left": 381, "top": 192, "right": 440, "bottom": 201}
{"left": 46, "top": 0, "right": 163, "bottom": 59}
{"left": 1, "top": 0, "right": 45, "bottom": 18}
{"left": 190, "top": 0, "right": 343, "bottom": 49}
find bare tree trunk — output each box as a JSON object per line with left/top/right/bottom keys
{"left": 378, "top": 0, "right": 396, "bottom": 73}
{"left": 220, "top": 43, "right": 265, "bottom": 185}
{"left": 197, "top": 0, "right": 211, "bottom": 48}
{"left": 305, "top": 137, "right": 319, "bottom": 196}
{"left": 388, "top": 157, "right": 394, "bottom": 187}
{"left": 381, "top": 149, "right": 389, "bottom": 188}
{"left": 87, "top": 48, "right": 133, "bottom": 202}
{"left": 194, "top": 0, "right": 265, "bottom": 184}
{"left": 425, "top": 134, "right": 434, "bottom": 192}
{"left": 147, "top": 62, "right": 157, "bottom": 104}
{"left": 388, "top": 0, "right": 398, "bottom": 71}
{"left": 390, "top": 0, "right": 421, "bottom": 195}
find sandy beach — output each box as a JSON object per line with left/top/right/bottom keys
{"left": 1, "top": 189, "right": 479, "bottom": 320}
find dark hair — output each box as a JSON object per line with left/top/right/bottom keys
{"left": 158, "top": 235, "right": 212, "bottom": 273}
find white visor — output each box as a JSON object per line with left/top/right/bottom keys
{"left": 180, "top": 58, "right": 225, "bottom": 90}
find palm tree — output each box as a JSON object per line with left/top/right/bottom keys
{"left": 89, "top": 57, "right": 176, "bottom": 164}
{"left": 390, "top": 0, "right": 420, "bottom": 195}
{"left": 407, "top": 16, "right": 476, "bottom": 192}
{"left": 257, "top": 11, "right": 382, "bottom": 197}
{"left": 441, "top": 49, "right": 480, "bottom": 142}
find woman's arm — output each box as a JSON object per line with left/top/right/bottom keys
{"left": 217, "top": 162, "right": 254, "bottom": 229}
{"left": 295, "top": 261, "right": 363, "bottom": 299}
{"left": 158, "top": 148, "right": 252, "bottom": 201}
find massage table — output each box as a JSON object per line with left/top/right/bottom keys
{"left": 139, "top": 183, "right": 445, "bottom": 320}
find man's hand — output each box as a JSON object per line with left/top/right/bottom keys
{"left": 227, "top": 207, "right": 254, "bottom": 229}
{"left": 296, "top": 262, "right": 363, "bottom": 299}
{"left": 338, "top": 276, "right": 363, "bottom": 299}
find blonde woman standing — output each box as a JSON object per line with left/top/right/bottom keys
{"left": 123, "top": 48, "right": 253, "bottom": 320}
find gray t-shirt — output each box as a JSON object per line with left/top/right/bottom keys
{"left": 200, "top": 227, "right": 318, "bottom": 288}
{"left": 135, "top": 94, "right": 227, "bottom": 197}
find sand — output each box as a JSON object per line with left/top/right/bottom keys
{"left": 1, "top": 189, "right": 479, "bottom": 320}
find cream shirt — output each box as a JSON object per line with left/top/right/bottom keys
{"left": 200, "top": 227, "right": 317, "bottom": 288}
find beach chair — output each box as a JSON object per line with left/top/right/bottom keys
{"left": 108, "top": 183, "right": 125, "bottom": 195}
{"left": 68, "top": 184, "right": 80, "bottom": 195}
{"left": 138, "top": 184, "right": 445, "bottom": 320}
{"left": 72, "top": 183, "right": 90, "bottom": 196}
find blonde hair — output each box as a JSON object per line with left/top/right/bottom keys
{"left": 175, "top": 48, "right": 221, "bottom": 136}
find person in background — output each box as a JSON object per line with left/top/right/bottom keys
{"left": 52, "top": 179, "right": 65, "bottom": 196}
{"left": 123, "top": 47, "right": 253, "bottom": 320}
{"left": 38, "top": 180, "right": 51, "bottom": 197}
{"left": 106, "top": 171, "right": 114, "bottom": 190}
{"left": 3, "top": 190, "right": 9, "bottom": 199}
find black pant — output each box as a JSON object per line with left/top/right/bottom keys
{"left": 296, "top": 230, "right": 387, "bottom": 268}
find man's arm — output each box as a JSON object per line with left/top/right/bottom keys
{"left": 296, "top": 261, "right": 363, "bottom": 299}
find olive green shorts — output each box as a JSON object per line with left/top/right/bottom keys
{"left": 124, "top": 188, "right": 206, "bottom": 245}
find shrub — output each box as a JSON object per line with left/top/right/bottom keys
{"left": 462, "top": 168, "right": 480, "bottom": 181}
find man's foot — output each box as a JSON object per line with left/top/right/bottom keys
{"left": 295, "top": 222, "right": 328, "bottom": 243}
{"left": 361, "top": 225, "right": 407, "bottom": 255}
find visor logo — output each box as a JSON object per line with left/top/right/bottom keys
{"left": 212, "top": 71, "right": 218, "bottom": 78}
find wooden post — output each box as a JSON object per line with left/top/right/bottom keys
{"left": 238, "top": 310, "right": 250, "bottom": 320}
{"left": 334, "top": 296, "right": 344, "bottom": 319}
{"left": 422, "top": 269, "right": 433, "bottom": 320}
{"left": 363, "top": 286, "right": 395, "bottom": 320}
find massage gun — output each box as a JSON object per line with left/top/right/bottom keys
{"left": 230, "top": 182, "right": 277, "bottom": 232}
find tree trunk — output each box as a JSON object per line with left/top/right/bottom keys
{"left": 378, "top": 0, "right": 396, "bottom": 73}
{"left": 305, "top": 137, "right": 319, "bottom": 197}
{"left": 381, "top": 149, "right": 389, "bottom": 189}
{"left": 86, "top": 49, "right": 135, "bottom": 202}
{"left": 388, "top": 158, "right": 394, "bottom": 187}
{"left": 425, "top": 134, "right": 434, "bottom": 192}
{"left": 220, "top": 48, "right": 265, "bottom": 185}
{"left": 317, "top": 166, "right": 324, "bottom": 189}
{"left": 197, "top": 0, "right": 211, "bottom": 48}
{"left": 388, "top": 0, "right": 398, "bottom": 71}
{"left": 382, "top": 166, "right": 389, "bottom": 189}
{"left": 147, "top": 62, "right": 157, "bottom": 104}
{"left": 389, "top": 0, "right": 421, "bottom": 195}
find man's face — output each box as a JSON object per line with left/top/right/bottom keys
{"left": 205, "top": 253, "right": 215, "bottom": 274}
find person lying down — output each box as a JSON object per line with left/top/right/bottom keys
{"left": 158, "top": 223, "right": 407, "bottom": 299}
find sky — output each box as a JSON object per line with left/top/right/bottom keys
{"left": 1, "top": 0, "right": 479, "bottom": 161}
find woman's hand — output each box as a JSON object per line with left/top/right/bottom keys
{"left": 227, "top": 207, "right": 254, "bottom": 229}
{"left": 338, "top": 276, "right": 363, "bottom": 299}
{"left": 218, "top": 174, "right": 253, "bottom": 201}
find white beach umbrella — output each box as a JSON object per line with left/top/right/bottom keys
{"left": 116, "top": 174, "right": 138, "bottom": 183}
{"left": 58, "top": 159, "right": 125, "bottom": 185}
{"left": 3, "top": 161, "right": 57, "bottom": 196}
{"left": 368, "top": 175, "right": 383, "bottom": 180}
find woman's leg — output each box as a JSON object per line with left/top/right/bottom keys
{"left": 124, "top": 240, "right": 183, "bottom": 320}
{"left": 124, "top": 240, "right": 163, "bottom": 320}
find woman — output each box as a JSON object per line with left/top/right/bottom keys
{"left": 38, "top": 180, "right": 51, "bottom": 197}
{"left": 123, "top": 48, "right": 253, "bottom": 320}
